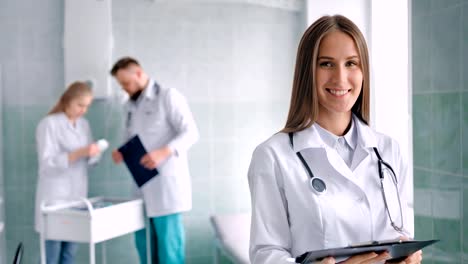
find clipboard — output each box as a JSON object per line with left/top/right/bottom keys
{"left": 118, "top": 135, "right": 159, "bottom": 187}
{"left": 293, "top": 239, "right": 439, "bottom": 263}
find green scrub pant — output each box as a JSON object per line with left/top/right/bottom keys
{"left": 135, "top": 213, "right": 185, "bottom": 264}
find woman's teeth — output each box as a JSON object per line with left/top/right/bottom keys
{"left": 328, "top": 89, "right": 349, "bottom": 96}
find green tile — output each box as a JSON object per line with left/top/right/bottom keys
{"left": 463, "top": 178, "right": 468, "bottom": 254}
{"left": 20, "top": 229, "right": 41, "bottom": 263}
{"left": 23, "top": 105, "right": 48, "bottom": 146}
{"left": 463, "top": 4, "right": 468, "bottom": 90}
{"left": 433, "top": 219, "right": 461, "bottom": 254}
{"left": 22, "top": 187, "right": 36, "bottom": 227}
{"left": 414, "top": 168, "right": 432, "bottom": 188}
{"left": 86, "top": 100, "right": 110, "bottom": 140}
{"left": 430, "top": 7, "right": 461, "bottom": 91}
{"left": 4, "top": 187, "right": 41, "bottom": 231}
{"left": 185, "top": 216, "right": 214, "bottom": 259}
{"left": 412, "top": 15, "right": 431, "bottom": 93}
{"left": 415, "top": 216, "right": 434, "bottom": 240}
{"left": 102, "top": 233, "right": 140, "bottom": 263}
{"left": 413, "top": 95, "right": 432, "bottom": 168}
{"left": 421, "top": 244, "right": 434, "bottom": 264}
{"left": 463, "top": 92, "right": 468, "bottom": 174}
{"left": 431, "top": 0, "right": 462, "bottom": 10}
{"left": 109, "top": 163, "right": 132, "bottom": 182}
{"left": 432, "top": 93, "right": 461, "bottom": 174}
{"left": 433, "top": 259, "right": 456, "bottom": 264}
{"left": 88, "top": 164, "right": 108, "bottom": 185}
{"left": 19, "top": 144, "right": 38, "bottom": 186}
{"left": 3, "top": 107, "right": 23, "bottom": 186}
{"left": 431, "top": 171, "right": 462, "bottom": 190}
{"left": 412, "top": 0, "right": 431, "bottom": 17}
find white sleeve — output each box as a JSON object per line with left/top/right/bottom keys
{"left": 36, "top": 118, "right": 69, "bottom": 176}
{"left": 248, "top": 145, "right": 293, "bottom": 264}
{"left": 165, "top": 88, "right": 199, "bottom": 155}
{"left": 396, "top": 141, "right": 414, "bottom": 238}
{"left": 84, "top": 119, "right": 100, "bottom": 166}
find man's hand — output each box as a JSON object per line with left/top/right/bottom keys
{"left": 112, "top": 149, "right": 123, "bottom": 164}
{"left": 140, "top": 146, "right": 172, "bottom": 169}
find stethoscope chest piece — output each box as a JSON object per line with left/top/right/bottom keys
{"left": 309, "top": 177, "right": 326, "bottom": 194}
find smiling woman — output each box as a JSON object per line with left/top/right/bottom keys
{"left": 247, "top": 15, "right": 421, "bottom": 264}
{"left": 315, "top": 31, "right": 364, "bottom": 134}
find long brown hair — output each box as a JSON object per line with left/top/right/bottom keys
{"left": 48, "top": 81, "right": 93, "bottom": 115}
{"left": 282, "top": 15, "right": 370, "bottom": 133}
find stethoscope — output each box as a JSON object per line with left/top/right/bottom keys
{"left": 288, "top": 132, "right": 404, "bottom": 232}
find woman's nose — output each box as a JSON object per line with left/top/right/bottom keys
{"left": 331, "top": 66, "right": 346, "bottom": 84}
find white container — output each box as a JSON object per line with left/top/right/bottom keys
{"left": 40, "top": 197, "right": 147, "bottom": 264}
{"left": 88, "top": 139, "right": 109, "bottom": 165}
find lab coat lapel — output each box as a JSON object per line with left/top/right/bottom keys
{"left": 351, "top": 115, "right": 378, "bottom": 172}
{"left": 292, "top": 116, "right": 379, "bottom": 186}
{"left": 350, "top": 147, "right": 369, "bottom": 172}
{"left": 293, "top": 125, "right": 355, "bottom": 180}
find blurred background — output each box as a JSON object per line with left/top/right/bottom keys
{"left": 0, "top": 0, "right": 466, "bottom": 263}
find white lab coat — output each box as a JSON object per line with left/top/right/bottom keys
{"left": 248, "top": 115, "right": 414, "bottom": 264}
{"left": 123, "top": 80, "right": 199, "bottom": 217}
{"left": 34, "top": 112, "right": 94, "bottom": 233}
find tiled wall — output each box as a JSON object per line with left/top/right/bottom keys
{"left": 0, "top": 64, "right": 5, "bottom": 264}
{"left": 412, "top": 0, "right": 468, "bottom": 263}
{"left": 0, "top": 0, "right": 304, "bottom": 263}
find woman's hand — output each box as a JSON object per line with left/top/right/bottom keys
{"left": 341, "top": 252, "right": 391, "bottom": 264}
{"left": 385, "top": 236, "right": 422, "bottom": 264}
{"left": 317, "top": 257, "right": 336, "bottom": 264}
{"left": 385, "top": 250, "right": 422, "bottom": 264}
{"left": 69, "top": 143, "right": 100, "bottom": 162}
{"left": 86, "top": 143, "right": 100, "bottom": 157}
{"left": 315, "top": 252, "right": 391, "bottom": 264}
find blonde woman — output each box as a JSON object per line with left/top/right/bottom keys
{"left": 34, "top": 81, "right": 100, "bottom": 264}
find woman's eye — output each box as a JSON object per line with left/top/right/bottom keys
{"left": 346, "top": 61, "right": 358, "bottom": 67}
{"left": 319, "top": 62, "right": 333, "bottom": 67}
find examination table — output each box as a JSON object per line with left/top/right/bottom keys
{"left": 210, "top": 213, "right": 251, "bottom": 264}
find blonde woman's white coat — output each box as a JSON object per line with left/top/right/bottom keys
{"left": 34, "top": 112, "right": 94, "bottom": 233}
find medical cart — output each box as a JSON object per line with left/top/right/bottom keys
{"left": 39, "top": 197, "right": 151, "bottom": 264}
